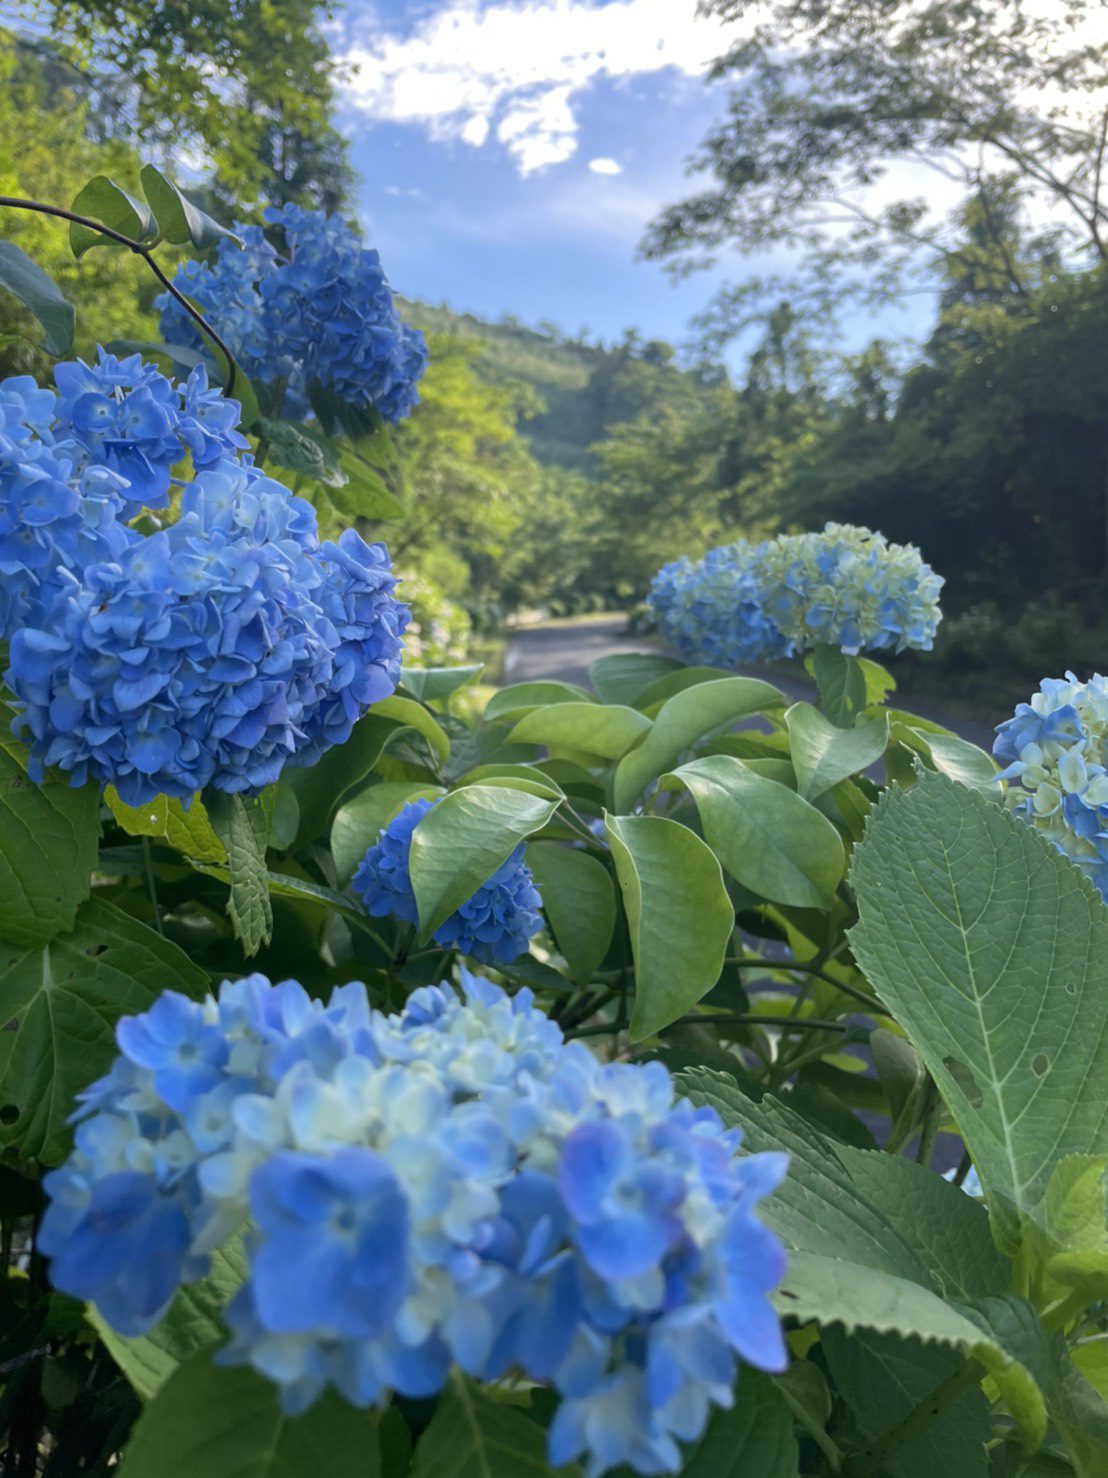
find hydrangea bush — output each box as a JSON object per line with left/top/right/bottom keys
{"left": 0, "top": 169, "right": 1104, "bottom": 1478}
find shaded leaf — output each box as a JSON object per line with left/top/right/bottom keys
{"left": 0, "top": 239, "right": 74, "bottom": 355}
{"left": 525, "top": 843, "right": 616, "bottom": 986}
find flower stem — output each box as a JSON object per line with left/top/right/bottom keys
{"left": 141, "top": 835, "right": 165, "bottom": 938}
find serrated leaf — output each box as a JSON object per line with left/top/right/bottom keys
{"left": 587, "top": 652, "right": 685, "bottom": 707}
{"left": 0, "top": 239, "right": 75, "bottom": 355}
{"left": 409, "top": 786, "right": 559, "bottom": 938}
{"left": 117, "top": 1356, "right": 381, "bottom": 1478}
{"left": 525, "top": 843, "right": 615, "bottom": 987}
{"left": 613, "top": 676, "right": 786, "bottom": 812}
{"left": 850, "top": 771, "right": 1108, "bottom": 1253}
{"left": 69, "top": 175, "right": 154, "bottom": 257}
{"left": 139, "top": 164, "right": 239, "bottom": 249}
{"left": 205, "top": 792, "right": 272, "bottom": 956}
{"left": 411, "top": 1375, "right": 572, "bottom": 1478}
{"left": 0, "top": 898, "right": 206, "bottom": 1163}
{"left": 665, "top": 754, "right": 845, "bottom": 909}
{"left": 785, "top": 701, "right": 889, "bottom": 800}
{"left": 105, "top": 787, "right": 225, "bottom": 864}
{"left": 331, "top": 782, "right": 445, "bottom": 886}
{"left": 508, "top": 702, "right": 650, "bottom": 760}
{"left": 258, "top": 416, "right": 347, "bottom": 487}
{"left": 0, "top": 725, "right": 98, "bottom": 945}
{"left": 605, "top": 813, "right": 733, "bottom": 1038}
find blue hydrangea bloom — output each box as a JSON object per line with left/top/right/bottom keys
{"left": 994, "top": 672, "right": 1108, "bottom": 899}
{"left": 351, "top": 798, "right": 543, "bottom": 965}
{"left": 649, "top": 523, "right": 943, "bottom": 667}
{"left": 42, "top": 973, "right": 789, "bottom": 1476}
{"left": 6, "top": 458, "right": 408, "bottom": 803}
{"left": 159, "top": 205, "right": 428, "bottom": 426}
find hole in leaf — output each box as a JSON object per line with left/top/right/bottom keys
{"left": 0, "top": 1104, "right": 20, "bottom": 1126}
{"left": 1031, "top": 1053, "right": 1049, "bottom": 1077}
{"left": 942, "top": 1056, "right": 983, "bottom": 1107}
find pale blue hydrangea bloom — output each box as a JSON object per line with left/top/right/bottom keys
{"left": 648, "top": 523, "right": 943, "bottom": 666}
{"left": 994, "top": 672, "right": 1108, "bottom": 899}
{"left": 159, "top": 205, "right": 428, "bottom": 426}
{"left": 41, "top": 973, "right": 789, "bottom": 1477}
{"left": 351, "top": 798, "right": 543, "bottom": 964}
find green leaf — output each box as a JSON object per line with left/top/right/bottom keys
{"left": 525, "top": 843, "right": 616, "bottom": 986}
{"left": 205, "top": 792, "right": 273, "bottom": 956}
{"left": 69, "top": 175, "right": 154, "bottom": 257}
{"left": 117, "top": 1356, "right": 381, "bottom": 1478}
{"left": 409, "top": 786, "right": 559, "bottom": 938}
{"left": 94, "top": 1239, "right": 247, "bottom": 1400}
{"left": 0, "top": 726, "right": 98, "bottom": 946}
{"left": 508, "top": 702, "right": 650, "bottom": 760}
{"left": 665, "top": 755, "right": 845, "bottom": 909}
{"left": 0, "top": 239, "right": 75, "bottom": 355}
{"left": 822, "top": 1327, "right": 991, "bottom": 1478}
{"left": 258, "top": 416, "right": 346, "bottom": 487}
{"left": 457, "top": 765, "right": 565, "bottom": 802}
{"left": 331, "top": 782, "right": 444, "bottom": 885}
{"left": 372, "top": 696, "right": 451, "bottom": 765}
{"left": 893, "top": 722, "right": 998, "bottom": 791}
{"left": 850, "top": 771, "right": 1108, "bottom": 1252}
{"left": 483, "top": 681, "right": 594, "bottom": 724}
{"left": 411, "top": 1374, "right": 572, "bottom": 1478}
{"left": 0, "top": 898, "right": 206, "bottom": 1163}
{"left": 605, "top": 813, "right": 733, "bottom": 1039}
{"left": 1031, "top": 1155, "right": 1108, "bottom": 1298}
{"left": 401, "top": 665, "right": 484, "bottom": 704}
{"left": 811, "top": 645, "right": 868, "bottom": 726}
{"left": 679, "top": 1368, "right": 799, "bottom": 1477}
{"left": 587, "top": 652, "right": 684, "bottom": 706}
{"left": 612, "top": 676, "right": 786, "bottom": 813}
{"left": 285, "top": 715, "right": 401, "bottom": 846}
{"left": 785, "top": 702, "right": 889, "bottom": 800}
{"left": 859, "top": 656, "right": 897, "bottom": 706}
{"left": 676, "top": 1067, "right": 1047, "bottom": 1445}
{"left": 139, "top": 164, "right": 239, "bottom": 249}
{"left": 105, "top": 787, "right": 225, "bottom": 864}
{"left": 1045, "top": 1342, "right": 1108, "bottom": 1478}
{"left": 634, "top": 665, "right": 735, "bottom": 712}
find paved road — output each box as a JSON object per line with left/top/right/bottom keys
{"left": 503, "top": 615, "right": 993, "bottom": 747}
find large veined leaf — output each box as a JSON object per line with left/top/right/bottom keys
{"left": 410, "top": 786, "right": 559, "bottom": 938}
{"left": 676, "top": 1067, "right": 1048, "bottom": 1444}
{"left": 330, "top": 782, "right": 444, "bottom": 885}
{"left": 70, "top": 175, "right": 154, "bottom": 256}
{"left": 612, "top": 676, "right": 787, "bottom": 813}
{"left": 508, "top": 702, "right": 651, "bottom": 759}
{"left": 0, "top": 727, "right": 98, "bottom": 946}
{"left": 411, "top": 1375, "right": 573, "bottom": 1478}
{"left": 679, "top": 1370, "right": 799, "bottom": 1477}
{"left": 105, "top": 787, "right": 225, "bottom": 864}
{"left": 94, "top": 1239, "right": 247, "bottom": 1400}
{"left": 117, "top": 1357, "right": 381, "bottom": 1478}
{"left": 784, "top": 702, "right": 889, "bottom": 801}
{"left": 0, "top": 898, "right": 207, "bottom": 1163}
{"left": 525, "top": 843, "right": 616, "bottom": 986}
{"left": 205, "top": 792, "right": 272, "bottom": 956}
{"left": 605, "top": 814, "right": 733, "bottom": 1039}
{"left": 665, "top": 755, "right": 845, "bottom": 909}
{"left": 851, "top": 771, "right": 1108, "bottom": 1252}
{"left": 587, "top": 652, "right": 684, "bottom": 707}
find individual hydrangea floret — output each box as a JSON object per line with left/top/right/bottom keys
{"left": 6, "top": 459, "right": 408, "bottom": 803}
{"left": 648, "top": 523, "right": 943, "bottom": 667}
{"left": 41, "top": 972, "right": 789, "bottom": 1477}
{"left": 159, "top": 205, "right": 428, "bottom": 426}
{"left": 994, "top": 672, "right": 1108, "bottom": 899}
{"left": 351, "top": 798, "right": 543, "bottom": 964}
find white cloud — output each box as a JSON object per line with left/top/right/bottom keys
{"left": 588, "top": 157, "right": 623, "bottom": 176}
{"left": 341, "top": 0, "right": 746, "bottom": 175}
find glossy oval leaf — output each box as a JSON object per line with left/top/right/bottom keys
{"left": 458, "top": 766, "right": 565, "bottom": 802}
{"left": 372, "top": 695, "right": 450, "bottom": 764}
{"left": 526, "top": 842, "right": 616, "bottom": 986}
{"left": 70, "top": 175, "right": 154, "bottom": 256}
{"left": 588, "top": 651, "right": 684, "bottom": 706}
{"left": 635, "top": 664, "right": 738, "bottom": 713}
{"left": 331, "top": 782, "right": 445, "bottom": 885}
{"left": 400, "top": 664, "right": 485, "bottom": 704}
{"left": 139, "top": 164, "right": 240, "bottom": 249}
{"left": 0, "top": 239, "right": 74, "bottom": 356}
{"left": 483, "top": 680, "right": 594, "bottom": 724}
{"left": 667, "top": 754, "right": 846, "bottom": 909}
{"left": 612, "top": 676, "right": 787, "bottom": 813}
{"left": 509, "top": 702, "right": 651, "bottom": 760}
{"left": 605, "top": 812, "right": 733, "bottom": 1039}
{"left": 410, "top": 785, "right": 559, "bottom": 938}
{"left": 785, "top": 701, "right": 889, "bottom": 801}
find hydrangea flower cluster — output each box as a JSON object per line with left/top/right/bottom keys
{"left": 352, "top": 798, "right": 543, "bottom": 964}
{"left": 649, "top": 523, "right": 943, "bottom": 666}
{"left": 1, "top": 352, "right": 408, "bottom": 804}
{"left": 994, "top": 672, "right": 1108, "bottom": 899}
{"left": 41, "top": 972, "right": 788, "bottom": 1477}
{"left": 159, "top": 204, "right": 428, "bottom": 425}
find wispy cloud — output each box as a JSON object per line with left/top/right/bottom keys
{"left": 341, "top": 0, "right": 745, "bottom": 175}
{"left": 588, "top": 157, "right": 623, "bottom": 176}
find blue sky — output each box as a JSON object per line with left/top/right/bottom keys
{"left": 333, "top": 1, "right": 935, "bottom": 363}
